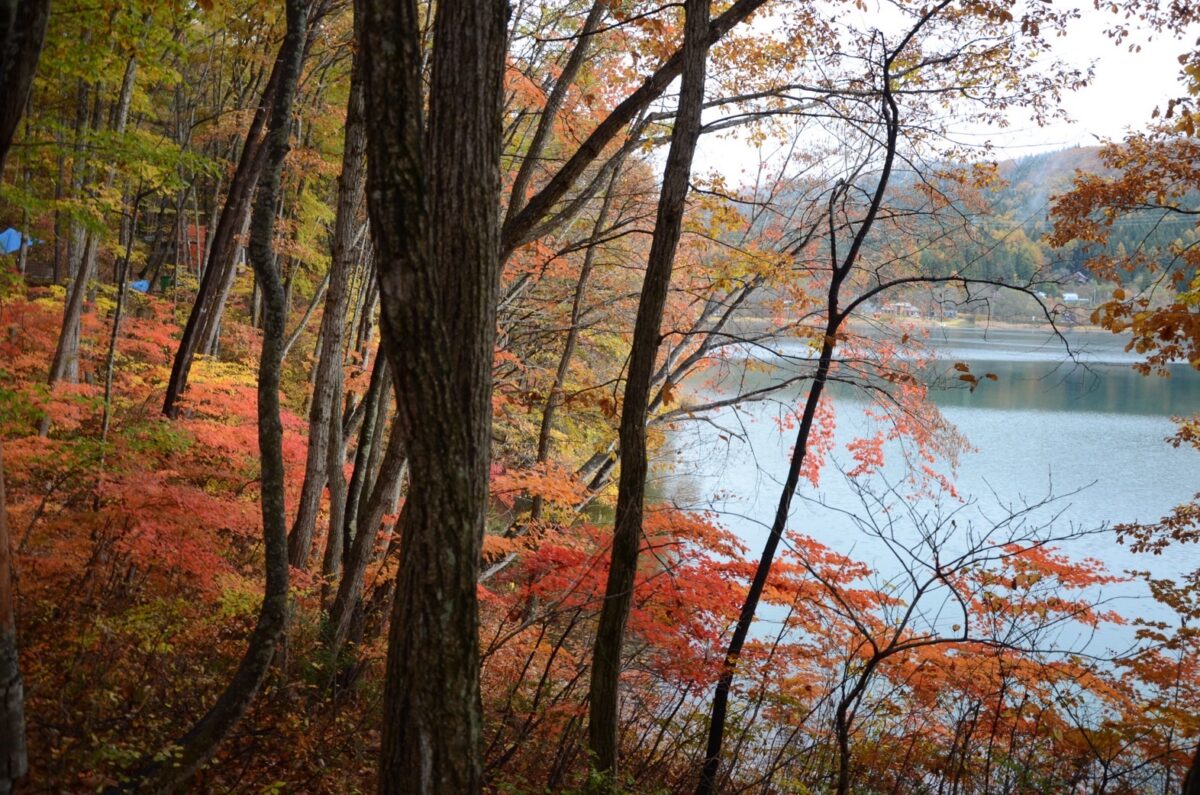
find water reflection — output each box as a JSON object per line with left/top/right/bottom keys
{"left": 661, "top": 325, "right": 1200, "bottom": 651}
{"left": 927, "top": 359, "right": 1197, "bottom": 416}
{"left": 701, "top": 326, "right": 1200, "bottom": 417}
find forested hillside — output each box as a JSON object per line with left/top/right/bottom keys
{"left": 0, "top": 0, "right": 1198, "bottom": 793}
{"left": 910, "top": 147, "right": 1200, "bottom": 289}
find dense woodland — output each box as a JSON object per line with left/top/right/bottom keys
{"left": 0, "top": 0, "right": 1198, "bottom": 792}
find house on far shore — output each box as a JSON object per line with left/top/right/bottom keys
{"left": 882, "top": 301, "right": 921, "bottom": 318}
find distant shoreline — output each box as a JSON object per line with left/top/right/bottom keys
{"left": 848, "top": 315, "right": 1105, "bottom": 334}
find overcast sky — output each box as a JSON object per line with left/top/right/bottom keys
{"left": 693, "top": 2, "right": 1196, "bottom": 180}
{"left": 995, "top": 3, "right": 1193, "bottom": 153}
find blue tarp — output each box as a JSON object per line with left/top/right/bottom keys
{"left": 130, "top": 280, "right": 151, "bottom": 293}
{"left": 0, "top": 228, "right": 24, "bottom": 255}
{"left": 0, "top": 228, "right": 37, "bottom": 255}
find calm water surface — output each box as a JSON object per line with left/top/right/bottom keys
{"left": 661, "top": 325, "right": 1200, "bottom": 651}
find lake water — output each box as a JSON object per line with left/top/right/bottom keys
{"left": 661, "top": 324, "right": 1200, "bottom": 653}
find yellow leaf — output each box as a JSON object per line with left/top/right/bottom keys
{"left": 661, "top": 380, "right": 676, "bottom": 407}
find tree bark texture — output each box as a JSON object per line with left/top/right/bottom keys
{"left": 288, "top": 44, "right": 366, "bottom": 569}
{"left": 0, "top": 442, "right": 27, "bottom": 794}
{"left": 324, "top": 413, "right": 405, "bottom": 660}
{"left": 340, "top": 348, "right": 389, "bottom": 560}
{"left": 0, "top": 0, "right": 49, "bottom": 174}
{"left": 359, "top": 0, "right": 507, "bottom": 791}
{"left": 319, "top": 401, "right": 348, "bottom": 582}
{"left": 586, "top": 0, "right": 711, "bottom": 781}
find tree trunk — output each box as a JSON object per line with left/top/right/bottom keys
{"left": 695, "top": 60, "right": 903, "bottom": 794}
{"left": 64, "top": 76, "right": 93, "bottom": 286}
{"left": 280, "top": 271, "right": 329, "bottom": 361}
{"left": 46, "top": 55, "right": 138, "bottom": 393}
{"left": 288, "top": 45, "right": 366, "bottom": 569}
{"left": 161, "top": 38, "right": 285, "bottom": 418}
{"left": 206, "top": 10, "right": 333, "bottom": 350}
{"left": 586, "top": 0, "right": 710, "bottom": 782}
{"left": 690, "top": 336, "right": 834, "bottom": 795}
{"left": 0, "top": 0, "right": 49, "bottom": 174}
{"left": 112, "top": 2, "right": 306, "bottom": 790}
{"left": 1185, "top": 747, "right": 1200, "bottom": 795}
{"left": 503, "top": 0, "right": 604, "bottom": 225}
{"left": 0, "top": 442, "right": 27, "bottom": 795}
{"left": 499, "top": 0, "right": 768, "bottom": 259}
{"left": 319, "top": 400, "right": 348, "bottom": 584}
{"left": 359, "top": 0, "right": 506, "bottom": 790}
{"left": 52, "top": 132, "right": 66, "bottom": 282}
{"left": 529, "top": 159, "right": 622, "bottom": 522}
{"left": 162, "top": 0, "right": 338, "bottom": 416}
{"left": 324, "top": 413, "right": 406, "bottom": 660}
{"left": 352, "top": 258, "right": 377, "bottom": 352}
{"left": 340, "top": 348, "right": 388, "bottom": 557}
{"left": 97, "top": 196, "right": 143, "bottom": 505}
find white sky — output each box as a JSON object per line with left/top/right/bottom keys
{"left": 992, "top": 3, "right": 1193, "bottom": 153}
{"left": 693, "top": 1, "right": 1197, "bottom": 179}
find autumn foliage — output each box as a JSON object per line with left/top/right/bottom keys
{"left": 0, "top": 273, "right": 1190, "bottom": 791}
{"left": 1, "top": 0, "right": 1200, "bottom": 792}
